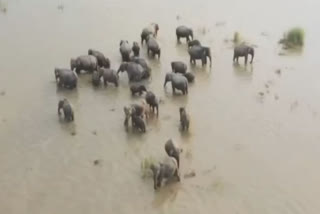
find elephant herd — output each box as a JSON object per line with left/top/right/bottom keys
{"left": 54, "top": 23, "right": 254, "bottom": 190}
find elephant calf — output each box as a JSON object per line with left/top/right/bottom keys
{"left": 150, "top": 157, "right": 180, "bottom": 190}
{"left": 130, "top": 85, "right": 147, "bottom": 96}
{"left": 88, "top": 49, "right": 110, "bottom": 68}
{"left": 120, "top": 40, "right": 132, "bottom": 62}
{"left": 141, "top": 23, "right": 159, "bottom": 44}
{"left": 183, "top": 72, "right": 195, "bottom": 83}
{"left": 179, "top": 107, "right": 190, "bottom": 131}
{"left": 145, "top": 91, "right": 159, "bottom": 116}
{"left": 124, "top": 103, "right": 149, "bottom": 127}
{"left": 98, "top": 67, "right": 119, "bottom": 87}
{"left": 233, "top": 44, "right": 254, "bottom": 64}
{"left": 176, "top": 25, "right": 193, "bottom": 43}
{"left": 131, "top": 114, "right": 146, "bottom": 133}
{"left": 54, "top": 68, "right": 78, "bottom": 89}
{"left": 171, "top": 61, "right": 187, "bottom": 74}
{"left": 165, "top": 139, "right": 182, "bottom": 168}
{"left": 58, "top": 99, "right": 74, "bottom": 122}
{"left": 132, "top": 42, "right": 140, "bottom": 57}
{"left": 164, "top": 73, "right": 188, "bottom": 95}
{"left": 146, "top": 36, "right": 161, "bottom": 59}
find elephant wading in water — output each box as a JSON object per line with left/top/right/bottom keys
{"left": 146, "top": 35, "right": 161, "bottom": 59}
{"left": 233, "top": 44, "right": 254, "bottom": 64}
{"left": 171, "top": 61, "right": 187, "bottom": 74}
{"left": 150, "top": 157, "right": 180, "bottom": 190}
{"left": 92, "top": 71, "right": 101, "bottom": 87}
{"left": 145, "top": 91, "right": 159, "bottom": 116}
{"left": 119, "top": 40, "right": 132, "bottom": 62}
{"left": 188, "top": 45, "right": 212, "bottom": 67}
{"left": 179, "top": 107, "right": 190, "bottom": 131}
{"left": 98, "top": 67, "right": 119, "bottom": 87}
{"left": 70, "top": 55, "right": 98, "bottom": 74}
{"left": 123, "top": 103, "right": 147, "bottom": 132}
{"left": 88, "top": 49, "right": 110, "bottom": 68}
{"left": 183, "top": 72, "right": 195, "bottom": 83}
{"left": 188, "top": 40, "right": 201, "bottom": 47}
{"left": 58, "top": 99, "right": 74, "bottom": 122}
{"left": 165, "top": 139, "right": 182, "bottom": 168}
{"left": 130, "top": 57, "right": 152, "bottom": 75}
{"left": 132, "top": 42, "right": 140, "bottom": 57}
{"left": 164, "top": 73, "right": 188, "bottom": 95}
{"left": 54, "top": 68, "right": 78, "bottom": 89}
{"left": 141, "top": 23, "right": 159, "bottom": 44}
{"left": 176, "top": 26, "right": 193, "bottom": 43}
{"left": 117, "top": 62, "right": 149, "bottom": 82}
{"left": 130, "top": 85, "right": 147, "bottom": 96}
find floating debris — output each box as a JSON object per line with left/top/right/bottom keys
{"left": 110, "top": 108, "right": 115, "bottom": 112}
{"left": 0, "top": 90, "right": 5, "bottom": 96}
{"left": 93, "top": 159, "right": 101, "bottom": 166}
{"left": 184, "top": 170, "right": 196, "bottom": 179}
{"left": 275, "top": 69, "right": 281, "bottom": 75}
{"left": 71, "top": 131, "right": 76, "bottom": 136}
{"left": 57, "top": 4, "right": 64, "bottom": 11}
{"left": 274, "top": 94, "right": 279, "bottom": 100}
{"left": 215, "top": 21, "right": 226, "bottom": 27}
{"left": 0, "top": 1, "right": 7, "bottom": 14}
{"left": 92, "top": 130, "right": 97, "bottom": 135}
{"left": 176, "top": 15, "right": 180, "bottom": 20}
{"left": 258, "top": 92, "right": 264, "bottom": 96}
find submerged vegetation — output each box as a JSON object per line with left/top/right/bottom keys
{"left": 0, "top": 1, "right": 7, "bottom": 13}
{"left": 233, "top": 32, "right": 240, "bottom": 44}
{"left": 279, "top": 27, "right": 304, "bottom": 49}
{"left": 141, "top": 156, "right": 157, "bottom": 178}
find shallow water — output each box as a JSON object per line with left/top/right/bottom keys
{"left": 1, "top": 0, "right": 320, "bottom": 213}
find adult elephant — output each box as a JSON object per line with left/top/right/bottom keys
{"left": 119, "top": 40, "right": 132, "bottom": 62}
{"left": 132, "top": 42, "right": 140, "bottom": 57}
{"left": 146, "top": 36, "right": 161, "bottom": 59}
{"left": 164, "top": 73, "right": 188, "bottom": 95}
{"left": 233, "top": 44, "right": 254, "bottom": 64}
{"left": 98, "top": 67, "right": 119, "bottom": 87}
{"left": 188, "top": 45, "right": 212, "bottom": 67}
{"left": 165, "top": 139, "right": 182, "bottom": 168}
{"left": 176, "top": 26, "right": 193, "bottom": 43}
{"left": 54, "top": 68, "right": 78, "bottom": 89}
{"left": 130, "top": 57, "right": 151, "bottom": 75}
{"left": 141, "top": 23, "right": 159, "bottom": 44}
{"left": 171, "top": 61, "right": 187, "bottom": 74}
{"left": 70, "top": 55, "right": 98, "bottom": 74}
{"left": 88, "top": 49, "right": 110, "bottom": 68}
{"left": 117, "top": 62, "right": 148, "bottom": 82}
{"left": 58, "top": 99, "right": 74, "bottom": 122}
{"left": 188, "top": 40, "right": 201, "bottom": 47}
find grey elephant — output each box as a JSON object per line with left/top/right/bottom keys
{"left": 150, "top": 157, "right": 180, "bottom": 190}
{"left": 130, "top": 57, "right": 151, "bottom": 77}
{"left": 179, "top": 107, "right": 190, "bottom": 131}
{"left": 146, "top": 35, "right": 161, "bottom": 59}
{"left": 183, "top": 72, "right": 195, "bottom": 83}
{"left": 141, "top": 23, "right": 159, "bottom": 44}
{"left": 171, "top": 61, "right": 187, "bottom": 74}
{"left": 119, "top": 40, "right": 132, "bottom": 62}
{"left": 145, "top": 91, "right": 159, "bottom": 116}
{"left": 131, "top": 112, "right": 146, "bottom": 133}
{"left": 130, "top": 85, "right": 147, "bottom": 96}
{"left": 176, "top": 26, "right": 193, "bottom": 43}
{"left": 54, "top": 68, "right": 78, "bottom": 89}
{"left": 70, "top": 55, "right": 98, "bottom": 74}
{"left": 58, "top": 99, "right": 74, "bottom": 122}
{"left": 117, "top": 62, "right": 148, "bottom": 82}
{"left": 88, "top": 49, "right": 110, "bottom": 68}
{"left": 188, "top": 40, "right": 201, "bottom": 47}
{"left": 188, "top": 45, "right": 212, "bottom": 67}
{"left": 92, "top": 71, "right": 101, "bottom": 86}
{"left": 98, "top": 67, "right": 119, "bottom": 87}
{"left": 132, "top": 42, "right": 140, "bottom": 57}
{"left": 165, "top": 139, "right": 182, "bottom": 168}
{"left": 124, "top": 103, "right": 148, "bottom": 127}
{"left": 233, "top": 44, "right": 254, "bottom": 64}
{"left": 164, "top": 73, "right": 188, "bottom": 95}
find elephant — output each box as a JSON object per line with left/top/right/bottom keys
{"left": 176, "top": 26, "right": 193, "bottom": 43}
{"left": 179, "top": 107, "right": 190, "bottom": 131}
{"left": 146, "top": 36, "right": 161, "bottom": 59}
{"left": 141, "top": 23, "right": 159, "bottom": 44}
{"left": 54, "top": 68, "right": 78, "bottom": 89}
{"left": 130, "top": 57, "right": 151, "bottom": 77}
{"left": 150, "top": 157, "right": 180, "bottom": 190}
{"left": 119, "top": 40, "right": 132, "bottom": 62}
{"left": 188, "top": 45, "right": 212, "bottom": 67}
{"left": 58, "top": 99, "right": 74, "bottom": 122}
{"left": 131, "top": 113, "right": 146, "bottom": 133}
{"left": 145, "top": 91, "right": 159, "bottom": 116}
{"left": 92, "top": 71, "right": 101, "bottom": 86}
{"left": 117, "top": 62, "right": 148, "bottom": 82}
{"left": 165, "top": 139, "right": 182, "bottom": 168}
{"left": 164, "top": 73, "right": 188, "bottom": 95}
{"left": 130, "top": 85, "right": 147, "bottom": 96}
{"left": 188, "top": 40, "right": 201, "bottom": 47}
{"left": 183, "top": 72, "right": 195, "bottom": 83}
{"left": 171, "top": 61, "right": 187, "bottom": 74}
{"left": 124, "top": 103, "right": 149, "bottom": 127}
{"left": 88, "top": 49, "right": 110, "bottom": 68}
{"left": 132, "top": 42, "right": 140, "bottom": 57}
{"left": 98, "top": 67, "right": 119, "bottom": 87}
{"left": 70, "top": 55, "right": 98, "bottom": 74}
{"left": 233, "top": 44, "right": 254, "bottom": 64}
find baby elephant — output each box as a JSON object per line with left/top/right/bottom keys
{"left": 145, "top": 91, "right": 159, "bottom": 116}
{"left": 183, "top": 72, "right": 195, "bottom": 83}
{"left": 98, "top": 67, "right": 119, "bottom": 87}
{"left": 131, "top": 113, "right": 146, "bottom": 133}
{"left": 150, "top": 157, "right": 180, "bottom": 190}
{"left": 58, "top": 99, "right": 74, "bottom": 122}
{"left": 179, "top": 107, "right": 190, "bottom": 131}
{"left": 92, "top": 71, "right": 101, "bottom": 86}
{"left": 88, "top": 49, "right": 110, "bottom": 68}
{"left": 130, "top": 85, "right": 147, "bottom": 96}
{"left": 165, "top": 139, "right": 182, "bottom": 168}
{"left": 132, "top": 42, "right": 140, "bottom": 57}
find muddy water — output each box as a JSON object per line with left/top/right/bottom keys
{"left": 1, "top": 0, "right": 320, "bottom": 213}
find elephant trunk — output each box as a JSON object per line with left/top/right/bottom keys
{"left": 70, "top": 59, "right": 76, "bottom": 71}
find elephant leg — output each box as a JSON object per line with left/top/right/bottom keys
{"left": 172, "top": 85, "right": 175, "bottom": 94}
{"left": 141, "top": 36, "right": 144, "bottom": 44}
{"left": 177, "top": 35, "right": 180, "bottom": 43}
{"left": 104, "top": 80, "right": 108, "bottom": 87}
{"left": 245, "top": 55, "right": 248, "bottom": 64}
{"left": 233, "top": 53, "right": 236, "bottom": 62}
{"left": 76, "top": 68, "right": 80, "bottom": 74}
{"left": 186, "top": 84, "right": 188, "bottom": 94}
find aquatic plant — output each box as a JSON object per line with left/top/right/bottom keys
{"left": 279, "top": 27, "right": 304, "bottom": 49}
{"left": 233, "top": 31, "right": 240, "bottom": 44}
{"left": 141, "top": 156, "right": 157, "bottom": 178}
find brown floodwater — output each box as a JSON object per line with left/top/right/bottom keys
{"left": 1, "top": 0, "right": 320, "bottom": 213}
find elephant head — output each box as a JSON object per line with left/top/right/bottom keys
{"left": 88, "top": 49, "right": 93, "bottom": 55}
{"left": 248, "top": 47, "right": 254, "bottom": 63}
{"left": 152, "top": 23, "right": 159, "bottom": 36}
{"left": 202, "top": 47, "right": 212, "bottom": 66}
{"left": 58, "top": 99, "right": 67, "bottom": 114}
{"left": 117, "top": 62, "right": 128, "bottom": 74}
{"left": 164, "top": 73, "right": 173, "bottom": 87}
{"left": 120, "top": 40, "right": 128, "bottom": 46}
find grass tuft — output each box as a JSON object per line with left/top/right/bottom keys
{"left": 279, "top": 27, "right": 304, "bottom": 49}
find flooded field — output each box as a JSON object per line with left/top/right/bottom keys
{"left": 1, "top": 0, "right": 320, "bottom": 213}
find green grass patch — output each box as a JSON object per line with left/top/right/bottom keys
{"left": 141, "top": 156, "right": 157, "bottom": 178}
{"left": 279, "top": 27, "right": 304, "bottom": 49}
{"left": 233, "top": 32, "right": 240, "bottom": 44}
